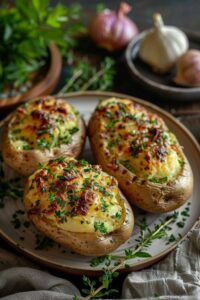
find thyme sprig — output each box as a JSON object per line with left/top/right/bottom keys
{"left": 0, "top": 159, "right": 23, "bottom": 207}
{"left": 78, "top": 212, "right": 179, "bottom": 300}
{"left": 58, "top": 57, "right": 115, "bottom": 94}
{"left": 0, "top": 179, "right": 23, "bottom": 201}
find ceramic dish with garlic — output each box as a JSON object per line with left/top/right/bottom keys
{"left": 138, "top": 13, "right": 200, "bottom": 87}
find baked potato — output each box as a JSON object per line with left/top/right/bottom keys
{"left": 23, "top": 156, "right": 134, "bottom": 256}
{"left": 88, "top": 97, "right": 193, "bottom": 213}
{"left": 2, "top": 96, "right": 86, "bottom": 176}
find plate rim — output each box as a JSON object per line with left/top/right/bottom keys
{"left": 125, "top": 30, "right": 200, "bottom": 96}
{"left": 0, "top": 90, "right": 200, "bottom": 275}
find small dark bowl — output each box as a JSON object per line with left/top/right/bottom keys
{"left": 125, "top": 30, "right": 200, "bottom": 102}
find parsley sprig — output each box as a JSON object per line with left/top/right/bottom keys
{"left": 0, "top": 0, "right": 84, "bottom": 94}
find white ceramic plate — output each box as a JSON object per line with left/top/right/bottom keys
{"left": 0, "top": 91, "right": 199, "bottom": 275}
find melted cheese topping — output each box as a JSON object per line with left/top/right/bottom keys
{"left": 96, "top": 98, "right": 183, "bottom": 183}
{"left": 9, "top": 97, "right": 79, "bottom": 151}
{"left": 24, "top": 157, "right": 125, "bottom": 234}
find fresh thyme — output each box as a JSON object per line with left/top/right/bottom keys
{"left": 35, "top": 235, "right": 54, "bottom": 250}
{"left": 58, "top": 56, "right": 115, "bottom": 94}
{"left": 0, "top": 179, "right": 23, "bottom": 206}
{"left": 0, "top": 156, "right": 23, "bottom": 208}
{"left": 77, "top": 212, "right": 179, "bottom": 300}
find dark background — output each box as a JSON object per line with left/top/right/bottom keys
{"left": 52, "top": 0, "right": 200, "bottom": 32}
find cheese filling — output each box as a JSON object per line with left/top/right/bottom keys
{"left": 9, "top": 97, "right": 79, "bottom": 151}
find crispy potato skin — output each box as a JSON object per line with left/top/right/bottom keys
{"left": 2, "top": 113, "right": 86, "bottom": 177}
{"left": 88, "top": 104, "right": 193, "bottom": 213}
{"left": 23, "top": 180, "right": 134, "bottom": 257}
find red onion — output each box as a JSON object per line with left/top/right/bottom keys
{"left": 89, "top": 2, "right": 139, "bottom": 52}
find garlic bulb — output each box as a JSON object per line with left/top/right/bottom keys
{"left": 139, "top": 13, "right": 189, "bottom": 73}
{"left": 174, "top": 49, "right": 200, "bottom": 87}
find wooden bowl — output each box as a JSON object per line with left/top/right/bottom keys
{"left": 0, "top": 43, "right": 62, "bottom": 114}
{"left": 125, "top": 31, "right": 200, "bottom": 102}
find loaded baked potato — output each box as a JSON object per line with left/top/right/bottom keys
{"left": 2, "top": 96, "right": 86, "bottom": 176}
{"left": 23, "top": 156, "right": 134, "bottom": 256}
{"left": 88, "top": 98, "right": 193, "bottom": 213}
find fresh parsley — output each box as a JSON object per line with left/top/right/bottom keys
{"left": 94, "top": 221, "right": 108, "bottom": 234}
{"left": 0, "top": 0, "right": 84, "bottom": 95}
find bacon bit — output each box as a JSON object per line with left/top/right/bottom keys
{"left": 34, "top": 171, "right": 48, "bottom": 190}
{"left": 98, "top": 107, "right": 107, "bottom": 114}
{"left": 55, "top": 107, "right": 67, "bottom": 115}
{"left": 45, "top": 203, "right": 57, "bottom": 215}
{"left": 35, "top": 99, "right": 42, "bottom": 105}
{"left": 138, "top": 124, "right": 146, "bottom": 131}
{"left": 126, "top": 146, "right": 132, "bottom": 154}
{"left": 145, "top": 153, "right": 151, "bottom": 163}
{"left": 17, "top": 107, "right": 25, "bottom": 114}
{"left": 149, "top": 128, "right": 161, "bottom": 141}
{"left": 155, "top": 146, "right": 167, "bottom": 161}
{"left": 31, "top": 110, "right": 44, "bottom": 119}
{"left": 31, "top": 110, "right": 49, "bottom": 127}
{"left": 117, "top": 124, "right": 125, "bottom": 129}
{"left": 124, "top": 133, "right": 130, "bottom": 139}
{"left": 35, "top": 97, "right": 47, "bottom": 106}
{"left": 72, "top": 189, "right": 95, "bottom": 216}
{"left": 24, "top": 125, "right": 37, "bottom": 132}
{"left": 49, "top": 177, "right": 75, "bottom": 198}
{"left": 118, "top": 144, "right": 123, "bottom": 151}
{"left": 61, "top": 172, "right": 78, "bottom": 181}
{"left": 66, "top": 184, "right": 74, "bottom": 192}
{"left": 41, "top": 102, "right": 53, "bottom": 110}
{"left": 42, "top": 101, "right": 67, "bottom": 115}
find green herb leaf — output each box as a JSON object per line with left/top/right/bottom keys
{"left": 94, "top": 221, "right": 108, "bottom": 234}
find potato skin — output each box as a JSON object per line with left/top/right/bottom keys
{"left": 2, "top": 102, "right": 86, "bottom": 177}
{"left": 24, "top": 185, "right": 134, "bottom": 256}
{"left": 23, "top": 156, "right": 134, "bottom": 256}
{"left": 88, "top": 101, "right": 193, "bottom": 213}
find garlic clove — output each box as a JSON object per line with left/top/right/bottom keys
{"left": 139, "top": 13, "right": 189, "bottom": 73}
{"left": 174, "top": 49, "right": 200, "bottom": 87}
